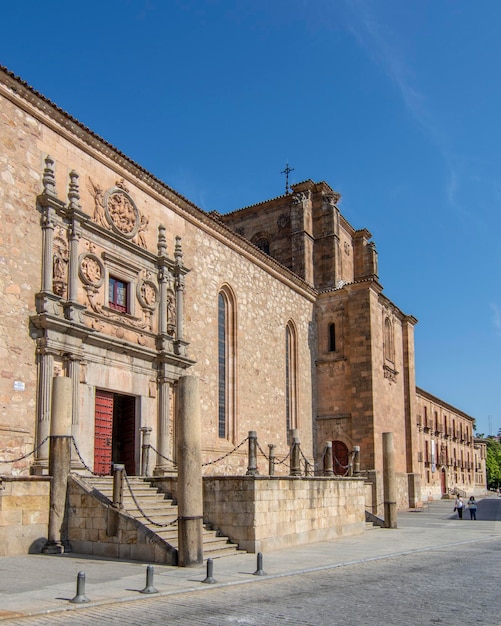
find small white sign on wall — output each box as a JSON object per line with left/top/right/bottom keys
{"left": 13, "top": 380, "right": 25, "bottom": 392}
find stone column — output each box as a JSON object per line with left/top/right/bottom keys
{"left": 383, "top": 432, "right": 397, "bottom": 529}
{"left": 41, "top": 205, "right": 55, "bottom": 293}
{"left": 43, "top": 376, "right": 72, "bottom": 554}
{"left": 33, "top": 349, "right": 54, "bottom": 473}
{"left": 155, "top": 374, "right": 171, "bottom": 475}
{"left": 66, "top": 356, "right": 81, "bottom": 467}
{"left": 176, "top": 376, "right": 203, "bottom": 566}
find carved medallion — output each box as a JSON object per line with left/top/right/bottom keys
{"left": 137, "top": 279, "right": 158, "bottom": 310}
{"left": 104, "top": 181, "right": 140, "bottom": 238}
{"left": 79, "top": 253, "right": 105, "bottom": 287}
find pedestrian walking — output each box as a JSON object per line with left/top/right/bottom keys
{"left": 467, "top": 496, "right": 477, "bottom": 520}
{"left": 454, "top": 495, "right": 464, "bottom": 519}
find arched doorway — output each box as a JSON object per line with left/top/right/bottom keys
{"left": 332, "top": 440, "right": 349, "bottom": 476}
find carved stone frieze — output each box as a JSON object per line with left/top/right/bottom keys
{"left": 383, "top": 364, "right": 398, "bottom": 383}
{"left": 137, "top": 278, "right": 158, "bottom": 310}
{"left": 322, "top": 192, "right": 341, "bottom": 208}
{"left": 88, "top": 177, "right": 149, "bottom": 249}
{"left": 291, "top": 190, "right": 311, "bottom": 206}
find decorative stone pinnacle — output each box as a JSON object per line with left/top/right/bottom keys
{"left": 157, "top": 225, "right": 167, "bottom": 257}
{"left": 68, "top": 170, "right": 81, "bottom": 210}
{"left": 42, "top": 155, "right": 57, "bottom": 197}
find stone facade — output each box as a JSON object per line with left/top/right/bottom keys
{"left": 0, "top": 61, "right": 486, "bottom": 552}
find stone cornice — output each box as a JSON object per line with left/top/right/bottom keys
{"left": 416, "top": 386, "right": 475, "bottom": 423}
{"left": 0, "top": 66, "right": 316, "bottom": 302}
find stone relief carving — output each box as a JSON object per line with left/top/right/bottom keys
{"left": 383, "top": 364, "right": 398, "bottom": 383}
{"left": 137, "top": 277, "right": 158, "bottom": 310}
{"left": 322, "top": 192, "right": 341, "bottom": 208}
{"left": 79, "top": 253, "right": 105, "bottom": 288}
{"left": 52, "top": 227, "right": 69, "bottom": 297}
{"left": 166, "top": 289, "right": 176, "bottom": 336}
{"left": 88, "top": 177, "right": 149, "bottom": 248}
{"left": 277, "top": 213, "right": 291, "bottom": 230}
{"left": 291, "top": 190, "right": 311, "bottom": 206}
{"left": 344, "top": 241, "right": 350, "bottom": 256}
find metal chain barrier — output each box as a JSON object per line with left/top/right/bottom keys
{"left": 70, "top": 437, "right": 102, "bottom": 476}
{"left": 300, "top": 449, "right": 314, "bottom": 476}
{"left": 333, "top": 451, "right": 352, "bottom": 476}
{"left": 123, "top": 470, "right": 179, "bottom": 528}
{"left": 0, "top": 436, "right": 49, "bottom": 464}
{"left": 256, "top": 439, "right": 290, "bottom": 468}
{"left": 201, "top": 436, "right": 249, "bottom": 467}
{"left": 146, "top": 444, "right": 177, "bottom": 467}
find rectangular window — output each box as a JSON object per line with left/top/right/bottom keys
{"left": 109, "top": 276, "right": 128, "bottom": 312}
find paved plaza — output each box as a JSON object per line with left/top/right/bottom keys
{"left": 0, "top": 497, "right": 500, "bottom": 623}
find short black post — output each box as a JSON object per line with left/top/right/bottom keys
{"left": 70, "top": 571, "right": 90, "bottom": 604}
{"left": 202, "top": 558, "right": 217, "bottom": 584}
{"left": 140, "top": 565, "right": 158, "bottom": 594}
{"left": 253, "top": 552, "right": 266, "bottom": 576}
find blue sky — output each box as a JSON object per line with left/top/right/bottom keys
{"left": 2, "top": 0, "right": 500, "bottom": 435}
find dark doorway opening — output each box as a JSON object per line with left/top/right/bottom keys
{"left": 94, "top": 390, "right": 136, "bottom": 476}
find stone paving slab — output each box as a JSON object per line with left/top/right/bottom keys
{"left": 1, "top": 497, "right": 500, "bottom": 621}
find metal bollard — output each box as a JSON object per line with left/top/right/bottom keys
{"left": 202, "top": 558, "right": 217, "bottom": 584}
{"left": 253, "top": 552, "right": 266, "bottom": 576}
{"left": 70, "top": 571, "right": 90, "bottom": 603}
{"left": 140, "top": 564, "right": 158, "bottom": 594}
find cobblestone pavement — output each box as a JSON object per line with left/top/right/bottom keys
{"left": 2, "top": 537, "right": 500, "bottom": 625}
{"left": 1, "top": 497, "right": 500, "bottom": 625}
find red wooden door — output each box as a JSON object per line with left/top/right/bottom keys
{"left": 94, "top": 390, "right": 114, "bottom": 475}
{"left": 332, "top": 440, "right": 349, "bottom": 476}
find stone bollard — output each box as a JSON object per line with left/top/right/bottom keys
{"left": 112, "top": 464, "right": 125, "bottom": 509}
{"left": 353, "top": 445, "right": 361, "bottom": 475}
{"left": 289, "top": 430, "right": 301, "bottom": 477}
{"left": 268, "top": 444, "right": 276, "bottom": 476}
{"left": 246, "top": 431, "right": 259, "bottom": 476}
{"left": 140, "top": 426, "right": 152, "bottom": 476}
{"left": 323, "top": 442, "right": 334, "bottom": 476}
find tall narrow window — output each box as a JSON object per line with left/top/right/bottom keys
{"left": 285, "top": 321, "right": 298, "bottom": 441}
{"left": 218, "top": 287, "right": 236, "bottom": 440}
{"left": 328, "top": 322, "right": 336, "bottom": 352}
{"left": 383, "top": 317, "right": 394, "bottom": 362}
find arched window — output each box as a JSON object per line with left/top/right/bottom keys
{"left": 218, "top": 287, "right": 236, "bottom": 440}
{"left": 383, "top": 317, "right": 394, "bottom": 363}
{"left": 285, "top": 321, "right": 298, "bottom": 441}
{"left": 328, "top": 322, "right": 336, "bottom": 352}
{"left": 255, "top": 238, "right": 270, "bottom": 255}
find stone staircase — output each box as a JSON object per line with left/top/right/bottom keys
{"left": 81, "top": 475, "right": 242, "bottom": 559}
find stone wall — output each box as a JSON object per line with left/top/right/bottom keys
{"left": 66, "top": 476, "right": 177, "bottom": 564}
{"left": 202, "top": 476, "right": 366, "bottom": 553}
{"left": 0, "top": 477, "right": 50, "bottom": 555}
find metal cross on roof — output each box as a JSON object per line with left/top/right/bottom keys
{"left": 281, "top": 162, "right": 294, "bottom": 195}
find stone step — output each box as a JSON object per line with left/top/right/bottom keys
{"left": 78, "top": 474, "right": 242, "bottom": 559}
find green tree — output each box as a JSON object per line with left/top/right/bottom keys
{"left": 485, "top": 438, "right": 501, "bottom": 489}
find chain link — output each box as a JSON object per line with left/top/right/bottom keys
{"left": 71, "top": 437, "right": 103, "bottom": 476}
{"left": 123, "top": 470, "right": 179, "bottom": 527}
{"left": 201, "top": 436, "right": 249, "bottom": 467}
{"left": 146, "top": 444, "right": 177, "bottom": 466}
{"left": 0, "top": 436, "right": 49, "bottom": 464}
